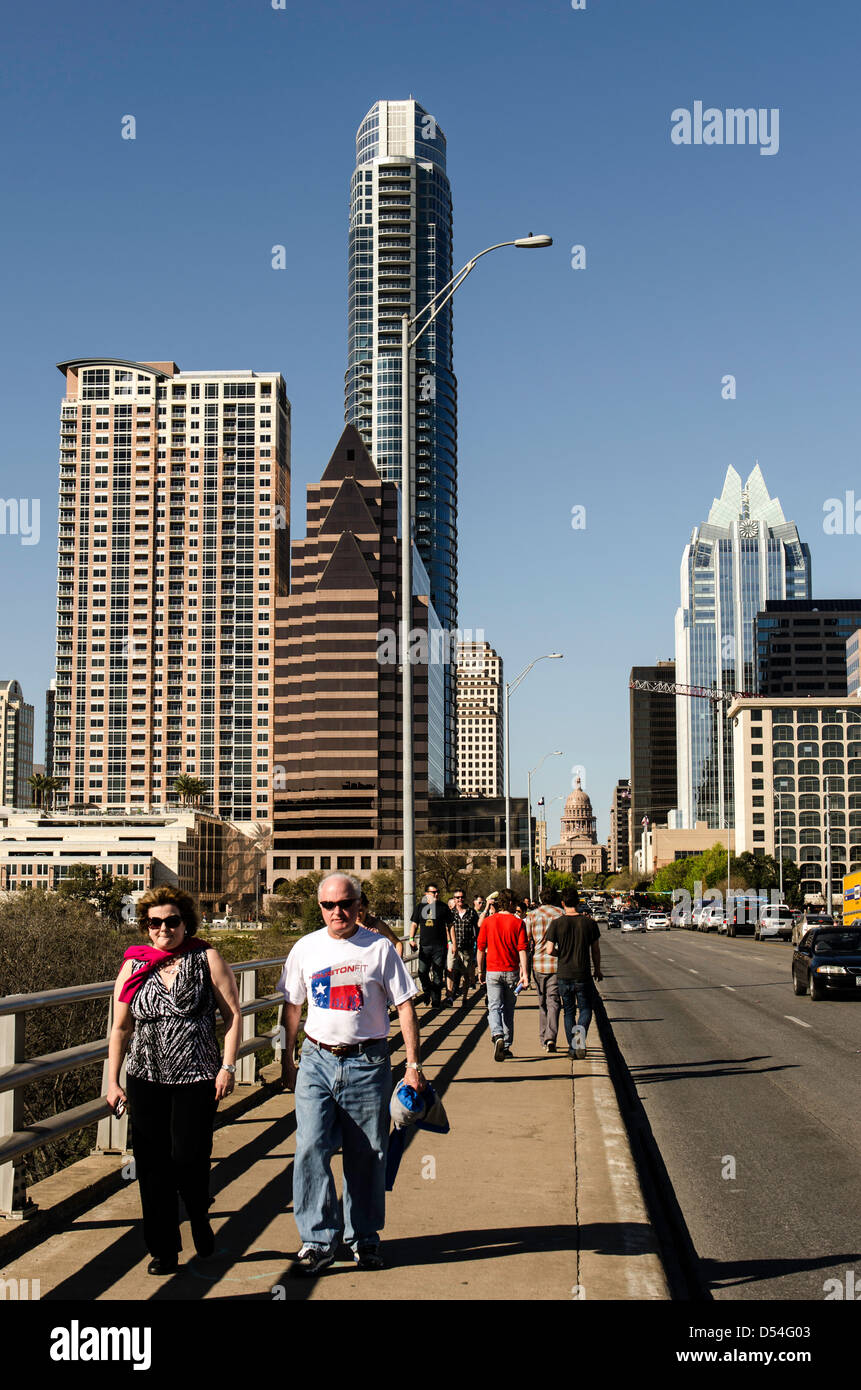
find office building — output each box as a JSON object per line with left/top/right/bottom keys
{"left": 268, "top": 425, "right": 439, "bottom": 887}
{"left": 53, "top": 358, "right": 290, "bottom": 820}
{"left": 0, "top": 680, "right": 34, "bottom": 807}
{"left": 675, "top": 464, "right": 811, "bottom": 829}
{"left": 345, "top": 98, "right": 458, "bottom": 791}
{"left": 0, "top": 807, "right": 258, "bottom": 914}
{"left": 730, "top": 696, "right": 861, "bottom": 904}
{"left": 756, "top": 600, "right": 861, "bottom": 696}
{"left": 456, "top": 639, "right": 503, "bottom": 795}
{"left": 848, "top": 629, "right": 861, "bottom": 697}
{"left": 609, "top": 778, "right": 630, "bottom": 872}
{"left": 629, "top": 662, "right": 677, "bottom": 866}
{"left": 428, "top": 795, "right": 531, "bottom": 871}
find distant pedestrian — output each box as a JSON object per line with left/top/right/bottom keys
{"left": 447, "top": 889, "right": 478, "bottom": 1002}
{"left": 408, "top": 883, "right": 453, "bottom": 1008}
{"left": 476, "top": 889, "right": 528, "bottom": 1061}
{"left": 546, "top": 887, "right": 602, "bottom": 1059}
{"left": 358, "top": 892, "right": 404, "bottom": 957}
{"left": 525, "top": 887, "right": 564, "bottom": 1053}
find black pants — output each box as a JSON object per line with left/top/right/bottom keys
{"left": 126, "top": 1074, "right": 218, "bottom": 1258}
{"left": 417, "top": 944, "right": 446, "bottom": 1005}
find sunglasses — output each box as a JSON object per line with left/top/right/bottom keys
{"left": 148, "top": 914, "right": 183, "bottom": 929}
{"left": 320, "top": 899, "right": 356, "bottom": 911}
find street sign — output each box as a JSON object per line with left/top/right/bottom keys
{"left": 843, "top": 871, "right": 861, "bottom": 926}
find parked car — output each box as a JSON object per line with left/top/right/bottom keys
{"left": 645, "top": 911, "right": 671, "bottom": 930}
{"left": 791, "top": 911, "right": 834, "bottom": 946}
{"left": 792, "top": 926, "right": 861, "bottom": 999}
{"left": 755, "top": 904, "right": 795, "bottom": 941}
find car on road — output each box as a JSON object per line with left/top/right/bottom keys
{"left": 792, "top": 926, "right": 861, "bottom": 999}
{"left": 620, "top": 916, "right": 646, "bottom": 933}
{"left": 645, "top": 911, "right": 671, "bottom": 930}
{"left": 697, "top": 903, "right": 723, "bottom": 932}
{"left": 791, "top": 911, "right": 834, "bottom": 946}
{"left": 755, "top": 904, "right": 795, "bottom": 941}
{"left": 606, "top": 912, "right": 622, "bottom": 929}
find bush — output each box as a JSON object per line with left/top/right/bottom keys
{"left": 0, "top": 890, "right": 132, "bottom": 1186}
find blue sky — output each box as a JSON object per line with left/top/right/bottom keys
{"left": 3, "top": 0, "right": 861, "bottom": 843}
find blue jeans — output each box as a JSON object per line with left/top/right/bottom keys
{"left": 558, "top": 978, "right": 594, "bottom": 1049}
{"left": 293, "top": 1037, "right": 391, "bottom": 1252}
{"left": 486, "top": 971, "right": 518, "bottom": 1047}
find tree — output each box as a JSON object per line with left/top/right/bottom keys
{"left": 56, "top": 865, "right": 135, "bottom": 927}
{"left": 0, "top": 889, "right": 130, "bottom": 1184}
{"left": 172, "top": 774, "right": 208, "bottom": 808}
{"left": 415, "top": 837, "right": 470, "bottom": 899}
{"left": 363, "top": 868, "right": 402, "bottom": 919}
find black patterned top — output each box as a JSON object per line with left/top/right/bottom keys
{"left": 126, "top": 947, "right": 221, "bottom": 1085}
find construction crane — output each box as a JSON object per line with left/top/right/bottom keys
{"left": 628, "top": 679, "right": 759, "bottom": 703}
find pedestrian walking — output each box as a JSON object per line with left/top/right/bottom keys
{"left": 358, "top": 891, "right": 404, "bottom": 957}
{"left": 447, "top": 889, "right": 478, "bottom": 1002}
{"left": 408, "top": 883, "right": 453, "bottom": 1007}
{"left": 476, "top": 889, "right": 529, "bottom": 1061}
{"left": 106, "top": 887, "right": 242, "bottom": 1275}
{"left": 525, "top": 887, "right": 564, "bottom": 1052}
{"left": 279, "top": 874, "right": 424, "bottom": 1274}
{"left": 546, "top": 887, "right": 603, "bottom": 1059}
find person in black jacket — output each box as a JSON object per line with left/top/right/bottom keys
{"left": 447, "top": 890, "right": 479, "bottom": 1002}
{"left": 408, "top": 883, "right": 453, "bottom": 1007}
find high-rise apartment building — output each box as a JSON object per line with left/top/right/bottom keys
{"left": 345, "top": 98, "right": 457, "bottom": 791}
{"left": 675, "top": 465, "right": 811, "bottom": 828}
{"left": 269, "top": 425, "right": 438, "bottom": 882}
{"left": 629, "top": 662, "right": 678, "bottom": 865}
{"left": 756, "top": 600, "right": 861, "bottom": 696}
{"left": 0, "top": 680, "right": 34, "bottom": 807}
{"left": 45, "top": 679, "right": 56, "bottom": 780}
{"left": 53, "top": 358, "right": 290, "bottom": 820}
{"left": 456, "top": 640, "right": 503, "bottom": 796}
{"left": 730, "top": 696, "right": 861, "bottom": 904}
{"left": 609, "top": 778, "right": 630, "bottom": 872}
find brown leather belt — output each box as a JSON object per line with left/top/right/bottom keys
{"left": 303, "top": 1032, "right": 387, "bottom": 1058}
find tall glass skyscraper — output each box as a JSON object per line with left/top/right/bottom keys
{"left": 674, "top": 465, "right": 811, "bottom": 829}
{"left": 345, "top": 98, "right": 457, "bottom": 791}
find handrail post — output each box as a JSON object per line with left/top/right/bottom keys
{"left": 94, "top": 994, "right": 129, "bottom": 1156}
{"left": 238, "top": 968, "right": 256, "bottom": 1085}
{"left": 0, "top": 1011, "right": 29, "bottom": 1218}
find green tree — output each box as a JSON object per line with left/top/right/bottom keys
{"left": 300, "top": 895, "right": 324, "bottom": 934}
{"left": 56, "top": 865, "right": 135, "bottom": 927}
{"left": 363, "top": 868, "right": 402, "bottom": 919}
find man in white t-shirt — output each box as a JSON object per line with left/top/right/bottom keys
{"left": 279, "top": 873, "right": 425, "bottom": 1275}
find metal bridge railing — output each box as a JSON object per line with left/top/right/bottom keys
{"left": 0, "top": 956, "right": 288, "bottom": 1219}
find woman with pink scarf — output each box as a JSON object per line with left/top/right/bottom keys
{"left": 106, "top": 886, "right": 241, "bottom": 1276}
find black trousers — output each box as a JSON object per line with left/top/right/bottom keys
{"left": 417, "top": 944, "right": 447, "bottom": 1004}
{"left": 126, "top": 1073, "right": 218, "bottom": 1258}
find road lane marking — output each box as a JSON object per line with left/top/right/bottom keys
{"left": 689, "top": 969, "right": 699, "bottom": 975}
{"left": 667, "top": 957, "right": 675, "bottom": 962}
{"left": 784, "top": 1015, "right": 812, "bottom": 1029}
{"left": 722, "top": 985, "right": 736, "bottom": 991}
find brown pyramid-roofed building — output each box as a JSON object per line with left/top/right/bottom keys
{"left": 268, "top": 425, "right": 437, "bottom": 884}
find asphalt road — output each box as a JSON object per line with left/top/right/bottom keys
{"left": 599, "top": 926, "right": 861, "bottom": 1301}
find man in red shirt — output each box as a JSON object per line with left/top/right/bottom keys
{"left": 477, "top": 889, "right": 529, "bottom": 1061}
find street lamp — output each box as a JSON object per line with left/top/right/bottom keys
{"left": 504, "top": 653, "right": 564, "bottom": 887}
{"left": 540, "top": 793, "right": 565, "bottom": 892}
{"left": 774, "top": 790, "right": 785, "bottom": 902}
{"left": 400, "top": 234, "right": 553, "bottom": 924}
{"left": 527, "top": 751, "right": 563, "bottom": 902}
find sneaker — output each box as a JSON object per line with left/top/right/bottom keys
{"left": 292, "top": 1244, "right": 336, "bottom": 1277}
{"left": 546, "top": 1041, "right": 556, "bottom": 1053}
{"left": 353, "top": 1245, "right": 384, "bottom": 1271}
{"left": 493, "top": 1036, "right": 506, "bottom": 1062}
{"left": 575, "top": 1043, "right": 587, "bottom": 1060}
{"left": 542, "top": 1042, "right": 550, "bottom": 1053}
{"left": 503, "top": 1048, "right": 513, "bottom": 1059}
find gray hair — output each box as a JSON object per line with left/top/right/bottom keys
{"left": 318, "top": 873, "right": 362, "bottom": 902}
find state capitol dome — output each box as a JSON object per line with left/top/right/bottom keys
{"left": 548, "top": 776, "right": 607, "bottom": 878}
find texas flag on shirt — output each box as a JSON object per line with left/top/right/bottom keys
{"left": 310, "top": 962, "right": 364, "bottom": 1012}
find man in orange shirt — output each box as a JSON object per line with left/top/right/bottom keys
{"left": 477, "top": 888, "right": 529, "bottom": 1062}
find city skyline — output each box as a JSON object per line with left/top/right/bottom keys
{"left": 4, "top": 1, "right": 861, "bottom": 844}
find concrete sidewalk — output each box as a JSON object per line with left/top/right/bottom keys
{"left": 0, "top": 987, "right": 668, "bottom": 1301}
